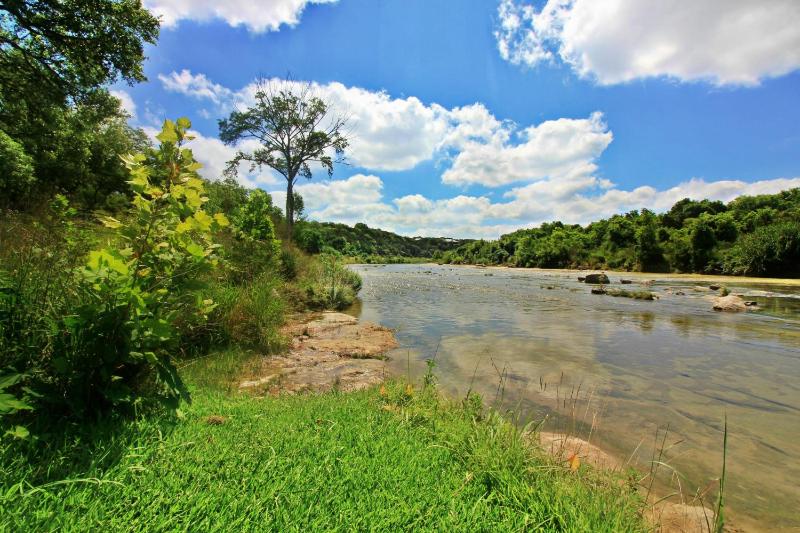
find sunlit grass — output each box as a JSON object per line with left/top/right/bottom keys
{"left": 0, "top": 351, "right": 646, "bottom": 532}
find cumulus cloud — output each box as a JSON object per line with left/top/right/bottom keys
{"left": 271, "top": 174, "right": 800, "bottom": 239}
{"left": 143, "top": 0, "right": 337, "bottom": 33}
{"left": 155, "top": 71, "right": 800, "bottom": 237}
{"left": 159, "top": 71, "right": 508, "bottom": 173}
{"left": 442, "top": 112, "right": 612, "bottom": 187}
{"left": 159, "top": 70, "right": 610, "bottom": 186}
{"left": 495, "top": 0, "right": 800, "bottom": 86}
{"left": 110, "top": 89, "right": 137, "bottom": 120}
{"left": 158, "top": 70, "right": 232, "bottom": 104}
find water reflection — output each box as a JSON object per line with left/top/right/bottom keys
{"left": 350, "top": 264, "right": 800, "bottom": 531}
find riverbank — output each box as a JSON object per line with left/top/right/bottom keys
{"left": 350, "top": 263, "right": 800, "bottom": 530}
{"left": 1, "top": 350, "right": 647, "bottom": 532}
{"left": 450, "top": 263, "right": 800, "bottom": 287}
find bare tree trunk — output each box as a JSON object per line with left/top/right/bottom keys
{"left": 285, "top": 178, "right": 294, "bottom": 242}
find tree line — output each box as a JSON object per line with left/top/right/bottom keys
{"left": 439, "top": 191, "right": 800, "bottom": 277}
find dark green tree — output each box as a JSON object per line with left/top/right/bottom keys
{"left": 219, "top": 78, "right": 349, "bottom": 239}
{"left": 0, "top": 0, "right": 159, "bottom": 105}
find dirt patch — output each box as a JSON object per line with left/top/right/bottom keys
{"left": 240, "top": 312, "right": 398, "bottom": 394}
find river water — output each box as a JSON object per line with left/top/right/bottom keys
{"left": 348, "top": 263, "right": 800, "bottom": 531}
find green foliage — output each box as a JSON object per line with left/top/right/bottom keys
{"left": 0, "top": 197, "right": 93, "bottom": 422}
{"left": 0, "top": 0, "right": 159, "bottom": 105}
{"left": 723, "top": 222, "right": 800, "bottom": 277}
{"left": 0, "top": 130, "right": 35, "bottom": 201}
{"left": 442, "top": 190, "right": 800, "bottom": 277}
{"left": 204, "top": 176, "right": 248, "bottom": 216}
{"left": 1, "top": 90, "right": 151, "bottom": 210}
{"left": 233, "top": 189, "right": 281, "bottom": 242}
{"left": 1, "top": 118, "right": 230, "bottom": 420}
{"left": 58, "top": 118, "right": 230, "bottom": 413}
{"left": 214, "top": 274, "right": 286, "bottom": 353}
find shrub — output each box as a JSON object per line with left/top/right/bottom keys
{"left": 2, "top": 118, "right": 228, "bottom": 420}
{"left": 303, "top": 254, "right": 362, "bottom": 310}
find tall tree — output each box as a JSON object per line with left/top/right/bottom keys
{"left": 218, "top": 78, "right": 349, "bottom": 239}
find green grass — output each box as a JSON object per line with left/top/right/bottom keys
{"left": 1, "top": 350, "right": 646, "bottom": 532}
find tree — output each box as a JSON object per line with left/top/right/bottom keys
{"left": 218, "top": 78, "right": 349, "bottom": 239}
{"left": 0, "top": 0, "right": 159, "bottom": 106}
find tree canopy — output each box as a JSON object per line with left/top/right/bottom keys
{"left": 0, "top": 0, "right": 159, "bottom": 105}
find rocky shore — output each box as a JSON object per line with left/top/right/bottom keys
{"left": 239, "top": 312, "right": 397, "bottom": 394}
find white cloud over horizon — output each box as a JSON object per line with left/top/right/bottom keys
{"left": 155, "top": 70, "right": 800, "bottom": 238}
{"left": 495, "top": 0, "right": 800, "bottom": 87}
{"left": 143, "top": 0, "right": 337, "bottom": 33}
{"left": 272, "top": 174, "right": 800, "bottom": 239}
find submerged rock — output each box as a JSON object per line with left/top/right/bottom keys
{"left": 744, "top": 300, "right": 758, "bottom": 307}
{"left": 709, "top": 285, "right": 721, "bottom": 291}
{"left": 577, "top": 276, "right": 586, "bottom": 282}
{"left": 620, "top": 279, "right": 633, "bottom": 284}
{"left": 590, "top": 288, "right": 607, "bottom": 295}
{"left": 712, "top": 294, "right": 747, "bottom": 312}
{"left": 584, "top": 273, "right": 610, "bottom": 284}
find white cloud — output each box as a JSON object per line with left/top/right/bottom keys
{"left": 159, "top": 70, "right": 610, "bottom": 185}
{"left": 158, "top": 70, "right": 232, "bottom": 104}
{"left": 442, "top": 112, "right": 612, "bottom": 187}
{"left": 495, "top": 0, "right": 800, "bottom": 86}
{"left": 110, "top": 89, "right": 137, "bottom": 120}
{"left": 270, "top": 173, "right": 800, "bottom": 239}
{"left": 144, "top": 0, "right": 337, "bottom": 33}
{"left": 154, "top": 71, "right": 800, "bottom": 237}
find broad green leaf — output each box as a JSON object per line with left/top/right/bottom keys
{"left": 185, "top": 242, "right": 204, "bottom": 258}
{"left": 213, "top": 213, "right": 230, "bottom": 228}
{"left": 0, "top": 393, "right": 32, "bottom": 413}
{"left": 4, "top": 426, "right": 30, "bottom": 439}
{"left": 156, "top": 119, "right": 179, "bottom": 143}
{"left": 176, "top": 117, "right": 191, "bottom": 131}
{"left": 0, "top": 373, "right": 22, "bottom": 391}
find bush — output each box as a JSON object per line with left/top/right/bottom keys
{"left": 303, "top": 254, "right": 362, "bottom": 310}
{"left": 723, "top": 222, "right": 800, "bottom": 277}
{"left": 1, "top": 118, "right": 229, "bottom": 422}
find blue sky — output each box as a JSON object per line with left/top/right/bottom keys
{"left": 113, "top": 0, "right": 800, "bottom": 238}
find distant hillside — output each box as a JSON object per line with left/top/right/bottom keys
{"left": 440, "top": 188, "right": 800, "bottom": 277}
{"left": 294, "top": 220, "right": 472, "bottom": 259}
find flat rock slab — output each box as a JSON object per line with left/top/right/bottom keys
{"left": 240, "top": 312, "right": 397, "bottom": 394}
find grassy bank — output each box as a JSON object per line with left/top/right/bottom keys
{"left": 1, "top": 350, "right": 646, "bottom": 532}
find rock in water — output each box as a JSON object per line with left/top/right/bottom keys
{"left": 712, "top": 295, "right": 747, "bottom": 312}
{"left": 584, "top": 273, "right": 610, "bottom": 284}
{"left": 709, "top": 285, "right": 721, "bottom": 290}
{"left": 591, "top": 288, "right": 607, "bottom": 295}
{"left": 620, "top": 279, "right": 633, "bottom": 284}
{"left": 577, "top": 276, "right": 586, "bottom": 282}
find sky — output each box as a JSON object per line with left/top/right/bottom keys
{"left": 112, "top": 0, "right": 800, "bottom": 238}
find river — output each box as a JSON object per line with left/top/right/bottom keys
{"left": 348, "top": 263, "right": 800, "bottom": 531}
